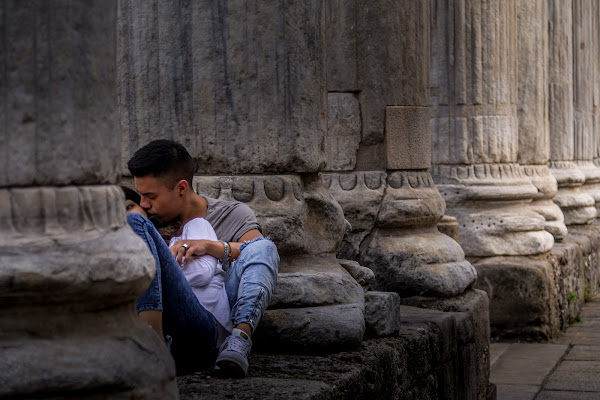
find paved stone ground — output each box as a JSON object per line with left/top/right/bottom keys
{"left": 491, "top": 298, "right": 600, "bottom": 400}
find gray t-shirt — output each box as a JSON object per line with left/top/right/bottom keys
{"left": 203, "top": 197, "right": 262, "bottom": 242}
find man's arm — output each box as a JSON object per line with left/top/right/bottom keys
{"left": 170, "top": 228, "right": 263, "bottom": 266}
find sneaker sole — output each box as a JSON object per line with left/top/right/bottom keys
{"left": 215, "top": 359, "right": 247, "bottom": 378}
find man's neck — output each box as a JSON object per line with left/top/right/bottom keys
{"left": 180, "top": 192, "right": 208, "bottom": 225}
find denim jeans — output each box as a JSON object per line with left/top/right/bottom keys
{"left": 127, "top": 213, "right": 218, "bottom": 375}
{"left": 225, "top": 237, "right": 280, "bottom": 332}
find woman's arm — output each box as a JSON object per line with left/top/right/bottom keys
{"left": 171, "top": 218, "right": 220, "bottom": 286}
{"left": 170, "top": 228, "right": 263, "bottom": 266}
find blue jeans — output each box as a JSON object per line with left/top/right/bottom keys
{"left": 225, "top": 237, "right": 279, "bottom": 332}
{"left": 127, "top": 213, "right": 218, "bottom": 375}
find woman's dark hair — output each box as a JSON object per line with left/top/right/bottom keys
{"left": 122, "top": 186, "right": 141, "bottom": 204}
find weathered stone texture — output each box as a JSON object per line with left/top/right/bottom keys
{"left": 118, "top": 1, "right": 327, "bottom": 174}
{"left": 355, "top": 0, "right": 429, "bottom": 168}
{"left": 324, "top": 93, "right": 361, "bottom": 171}
{"left": 179, "top": 290, "right": 493, "bottom": 400}
{"left": 386, "top": 106, "right": 431, "bottom": 170}
{"left": 517, "top": 0, "right": 548, "bottom": 166}
{"left": 0, "top": 1, "right": 120, "bottom": 187}
{"left": 364, "top": 291, "right": 401, "bottom": 337}
{"left": 326, "top": 0, "right": 357, "bottom": 92}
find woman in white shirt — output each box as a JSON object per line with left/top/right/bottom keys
{"left": 169, "top": 218, "right": 232, "bottom": 346}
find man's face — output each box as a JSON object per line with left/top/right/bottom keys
{"left": 134, "top": 175, "right": 180, "bottom": 222}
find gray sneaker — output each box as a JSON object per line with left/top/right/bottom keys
{"left": 215, "top": 328, "right": 252, "bottom": 378}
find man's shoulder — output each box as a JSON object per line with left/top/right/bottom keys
{"left": 204, "top": 196, "right": 256, "bottom": 219}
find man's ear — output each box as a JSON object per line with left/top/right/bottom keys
{"left": 175, "top": 179, "right": 189, "bottom": 197}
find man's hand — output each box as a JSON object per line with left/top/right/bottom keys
{"left": 170, "top": 239, "right": 212, "bottom": 266}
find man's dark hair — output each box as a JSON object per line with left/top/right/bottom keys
{"left": 127, "top": 140, "right": 196, "bottom": 189}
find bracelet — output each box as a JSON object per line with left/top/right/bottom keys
{"left": 220, "top": 241, "right": 231, "bottom": 272}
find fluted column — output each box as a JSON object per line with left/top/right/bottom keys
{"left": 595, "top": 3, "right": 600, "bottom": 179}
{"left": 517, "top": 0, "right": 567, "bottom": 240}
{"left": 548, "top": 0, "right": 596, "bottom": 225}
{"left": 430, "top": 0, "right": 553, "bottom": 256}
{"left": 0, "top": 2, "right": 177, "bottom": 398}
{"left": 573, "top": 0, "right": 600, "bottom": 214}
{"left": 119, "top": 0, "right": 364, "bottom": 351}
{"left": 322, "top": 0, "right": 476, "bottom": 297}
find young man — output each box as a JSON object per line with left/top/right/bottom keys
{"left": 127, "top": 139, "right": 279, "bottom": 378}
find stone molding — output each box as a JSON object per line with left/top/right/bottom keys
{"left": 431, "top": 163, "right": 538, "bottom": 203}
{"left": 0, "top": 185, "right": 125, "bottom": 237}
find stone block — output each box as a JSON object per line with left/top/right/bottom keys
{"left": 338, "top": 259, "right": 375, "bottom": 292}
{"left": 474, "top": 256, "right": 558, "bottom": 340}
{"left": 254, "top": 303, "right": 365, "bottom": 353}
{"left": 386, "top": 106, "right": 431, "bottom": 170}
{"left": 270, "top": 257, "right": 364, "bottom": 309}
{"left": 325, "top": 93, "right": 361, "bottom": 171}
{"left": 364, "top": 291, "right": 401, "bottom": 337}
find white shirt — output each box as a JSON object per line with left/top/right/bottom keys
{"left": 170, "top": 218, "right": 233, "bottom": 345}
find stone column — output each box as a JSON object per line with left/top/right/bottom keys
{"left": 0, "top": 2, "right": 177, "bottom": 399}
{"left": 118, "top": 0, "right": 364, "bottom": 352}
{"left": 430, "top": 0, "right": 554, "bottom": 257}
{"left": 573, "top": 0, "right": 600, "bottom": 214}
{"left": 518, "top": 0, "right": 567, "bottom": 240}
{"left": 548, "top": 0, "right": 596, "bottom": 225}
{"left": 322, "top": 0, "right": 476, "bottom": 298}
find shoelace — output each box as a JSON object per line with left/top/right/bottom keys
{"left": 224, "top": 334, "right": 250, "bottom": 356}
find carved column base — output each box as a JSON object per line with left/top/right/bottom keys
{"left": 576, "top": 161, "right": 600, "bottom": 217}
{"left": 529, "top": 199, "right": 568, "bottom": 240}
{"left": 550, "top": 161, "right": 597, "bottom": 225}
{"left": 0, "top": 186, "right": 177, "bottom": 399}
{"left": 194, "top": 175, "right": 365, "bottom": 351}
{"left": 324, "top": 171, "right": 477, "bottom": 298}
{"left": 433, "top": 164, "right": 554, "bottom": 256}
{"left": 363, "top": 227, "right": 476, "bottom": 297}
{"left": 521, "top": 164, "right": 567, "bottom": 240}
{"left": 447, "top": 205, "right": 555, "bottom": 256}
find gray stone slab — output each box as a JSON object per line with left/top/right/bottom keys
{"left": 565, "top": 345, "right": 600, "bottom": 361}
{"left": 555, "top": 333, "right": 600, "bottom": 345}
{"left": 537, "top": 390, "right": 600, "bottom": 400}
{"left": 495, "top": 384, "right": 539, "bottom": 400}
{"left": 490, "top": 343, "right": 567, "bottom": 385}
{"left": 490, "top": 343, "right": 511, "bottom": 367}
{"left": 545, "top": 361, "right": 600, "bottom": 391}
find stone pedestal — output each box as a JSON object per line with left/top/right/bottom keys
{"left": 0, "top": 2, "right": 177, "bottom": 398}
{"left": 194, "top": 174, "right": 365, "bottom": 352}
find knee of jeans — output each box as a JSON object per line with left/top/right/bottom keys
{"left": 245, "top": 238, "right": 279, "bottom": 263}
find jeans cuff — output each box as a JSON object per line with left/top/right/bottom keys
{"left": 136, "top": 303, "right": 163, "bottom": 313}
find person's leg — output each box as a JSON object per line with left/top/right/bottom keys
{"left": 127, "top": 213, "right": 218, "bottom": 374}
{"left": 217, "top": 237, "right": 279, "bottom": 376}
